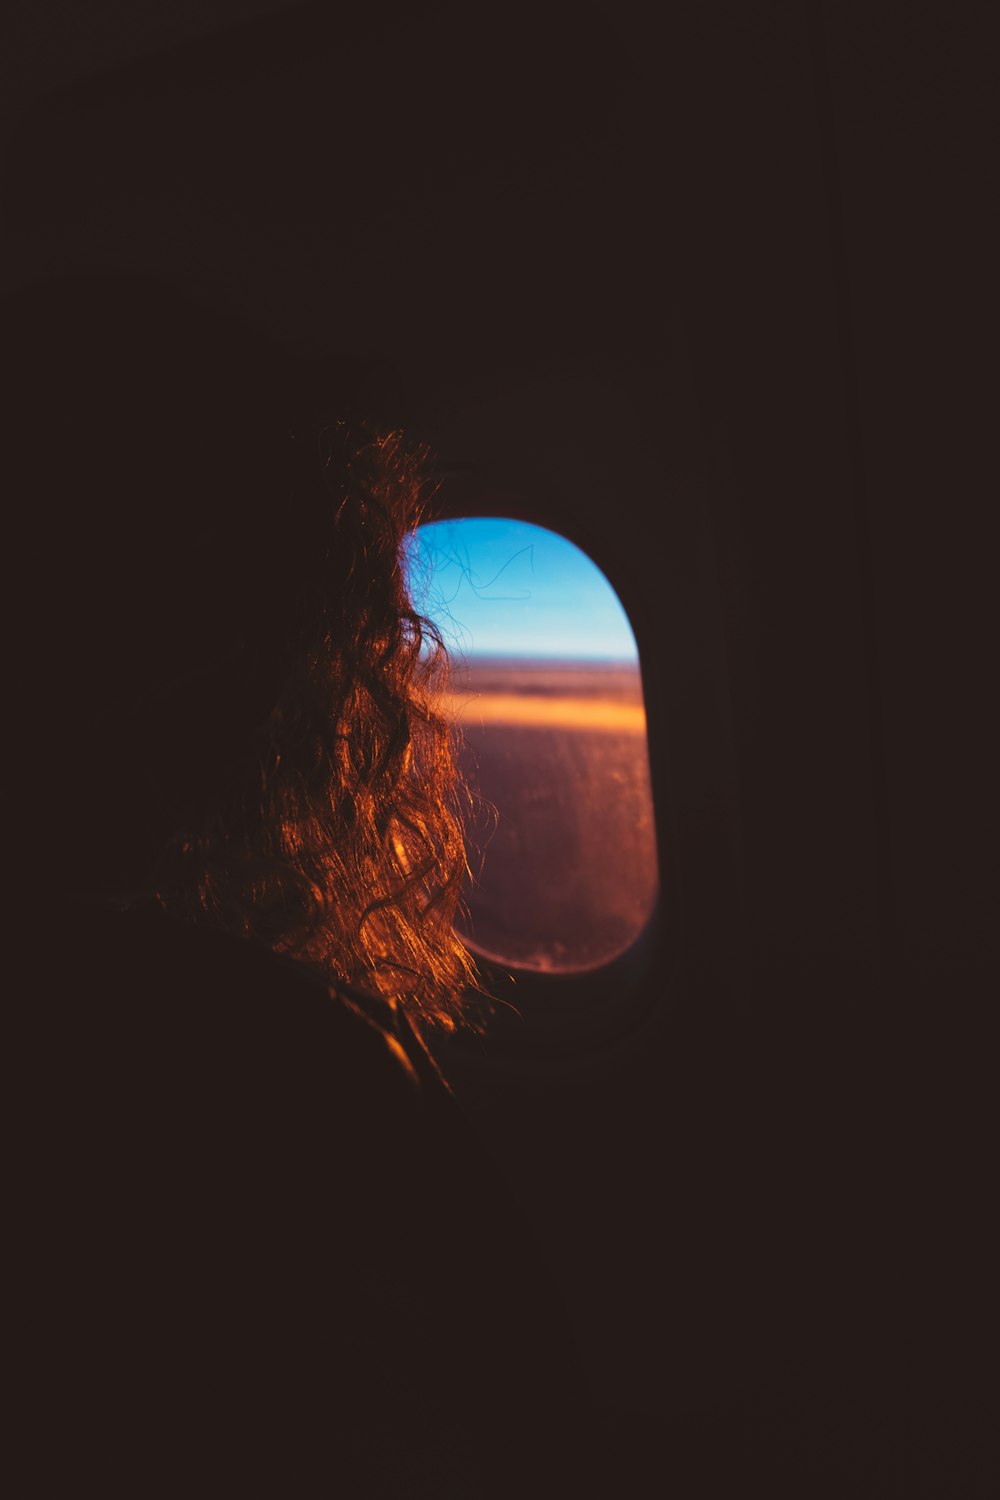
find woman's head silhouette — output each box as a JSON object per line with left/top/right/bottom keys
{"left": 6, "top": 271, "right": 477, "bottom": 1026}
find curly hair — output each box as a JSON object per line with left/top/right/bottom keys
{"left": 152, "top": 421, "right": 480, "bottom": 1030}
{"left": 6, "top": 273, "right": 479, "bottom": 1030}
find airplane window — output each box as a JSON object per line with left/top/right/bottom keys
{"left": 406, "top": 517, "right": 659, "bottom": 973}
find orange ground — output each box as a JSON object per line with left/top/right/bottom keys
{"left": 443, "top": 691, "right": 647, "bottom": 733}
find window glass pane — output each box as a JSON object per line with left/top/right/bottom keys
{"left": 407, "top": 518, "right": 658, "bottom": 973}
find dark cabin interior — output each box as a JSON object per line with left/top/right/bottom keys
{"left": 3, "top": 2, "right": 995, "bottom": 1494}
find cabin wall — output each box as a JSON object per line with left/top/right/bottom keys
{"left": 432, "top": 8, "right": 995, "bottom": 1488}
{"left": 3, "top": 2, "right": 993, "bottom": 1490}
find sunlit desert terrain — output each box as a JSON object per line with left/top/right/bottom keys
{"left": 444, "top": 655, "right": 646, "bottom": 731}
{"left": 446, "top": 692, "right": 646, "bottom": 733}
{"left": 441, "top": 657, "right": 659, "bottom": 973}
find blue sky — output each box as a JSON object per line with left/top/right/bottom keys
{"left": 406, "top": 517, "right": 638, "bottom": 662}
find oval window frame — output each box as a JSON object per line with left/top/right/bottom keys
{"left": 408, "top": 497, "right": 675, "bottom": 1063}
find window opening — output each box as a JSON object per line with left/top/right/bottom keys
{"left": 407, "top": 517, "right": 658, "bottom": 972}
